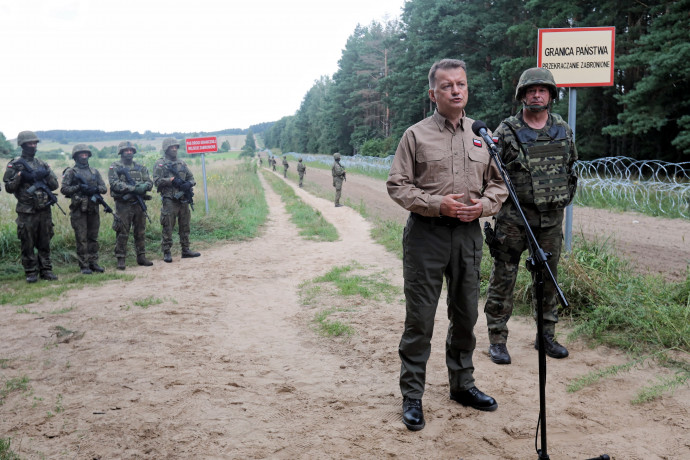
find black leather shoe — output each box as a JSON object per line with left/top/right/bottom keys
{"left": 450, "top": 387, "right": 498, "bottom": 411}
{"left": 137, "top": 255, "right": 153, "bottom": 266}
{"left": 488, "top": 343, "right": 511, "bottom": 365}
{"left": 26, "top": 274, "right": 38, "bottom": 283}
{"left": 89, "top": 263, "right": 105, "bottom": 273}
{"left": 163, "top": 251, "right": 173, "bottom": 263}
{"left": 80, "top": 267, "right": 93, "bottom": 275}
{"left": 402, "top": 397, "right": 425, "bottom": 431}
{"left": 181, "top": 249, "right": 200, "bottom": 258}
{"left": 535, "top": 333, "right": 569, "bottom": 359}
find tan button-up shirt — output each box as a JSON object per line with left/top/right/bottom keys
{"left": 387, "top": 110, "right": 508, "bottom": 218}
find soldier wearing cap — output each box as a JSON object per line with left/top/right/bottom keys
{"left": 331, "top": 152, "right": 346, "bottom": 207}
{"left": 296, "top": 157, "right": 306, "bottom": 187}
{"left": 60, "top": 144, "right": 108, "bottom": 274}
{"left": 152, "top": 138, "right": 200, "bottom": 263}
{"left": 484, "top": 67, "right": 578, "bottom": 365}
{"left": 108, "top": 141, "right": 154, "bottom": 270}
{"left": 3, "top": 131, "right": 60, "bottom": 282}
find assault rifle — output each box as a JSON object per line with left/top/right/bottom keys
{"left": 165, "top": 163, "right": 195, "bottom": 211}
{"left": 15, "top": 158, "right": 66, "bottom": 215}
{"left": 73, "top": 173, "right": 115, "bottom": 215}
{"left": 117, "top": 167, "right": 152, "bottom": 223}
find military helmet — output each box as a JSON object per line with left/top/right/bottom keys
{"left": 515, "top": 67, "right": 558, "bottom": 101}
{"left": 17, "top": 130, "right": 40, "bottom": 147}
{"left": 72, "top": 143, "right": 92, "bottom": 159}
{"left": 117, "top": 141, "right": 137, "bottom": 155}
{"left": 333, "top": 152, "right": 341, "bottom": 160}
{"left": 298, "top": 157, "right": 303, "bottom": 162}
{"left": 162, "top": 137, "right": 180, "bottom": 153}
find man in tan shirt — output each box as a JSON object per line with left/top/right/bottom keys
{"left": 387, "top": 59, "right": 508, "bottom": 431}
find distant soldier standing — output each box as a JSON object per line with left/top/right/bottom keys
{"left": 60, "top": 144, "right": 107, "bottom": 274}
{"left": 282, "top": 155, "right": 289, "bottom": 178}
{"left": 153, "top": 138, "right": 200, "bottom": 263}
{"left": 3, "top": 131, "right": 60, "bottom": 282}
{"left": 108, "top": 141, "right": 154, "bottom": 270}
{"left": 296, "top": 157, "right": 306, "bottom": 187}
{"left": 271, "top": 156, "right": 276, "bottom": 171}
{"left": 332, "top": 152, "right": 346, "bottom": 207}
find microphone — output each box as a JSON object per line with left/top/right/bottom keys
{"left": 471, "top": 120, "right": 497, "bottom": 151}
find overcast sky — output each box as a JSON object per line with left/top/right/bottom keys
{"left": 0, "top": 0, "right": 405, "bottom": 139}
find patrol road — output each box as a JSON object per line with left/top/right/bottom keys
{"left": 0, "top": 162, "right": 687, "bottom": 458}
{"left": 298, "top": 165, "right": 690, "bottom": 281}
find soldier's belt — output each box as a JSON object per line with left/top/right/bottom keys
{"left": 411, "top": 212, "right": 469, "bottom": 228}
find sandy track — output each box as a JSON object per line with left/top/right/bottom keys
{"left": 0, "top": 167, "right": 688, "bottom": 459}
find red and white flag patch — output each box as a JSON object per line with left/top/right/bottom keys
{"left": 473, "top": 138, "right": 482, "bottom": 147}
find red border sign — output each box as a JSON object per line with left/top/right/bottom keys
{"left": 185, "top": 136, "right": 217, "bottom": 154}
{"left": 538, "top": 27, "right": 615, "bottom": 87}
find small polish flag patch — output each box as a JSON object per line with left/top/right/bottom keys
{"left": 492, "top": 136, "right": 499, "bottom": 144}
{"left": 473, "top": 139, "right": 482, "bottom": 147}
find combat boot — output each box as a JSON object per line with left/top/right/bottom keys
{"left": 181, "top": 249, "right": 200, "bottom": 258}
{"left": 137, "top": 254, "right": 153, "bottom": 266}
{"left": 535, "top": 333, "right": 569, "bottom": 359}
{"left": 81, "top": 267, "right": 93, "bottom": 275}
{"left": 117, "top": 258, "right": 126, "bottom": 270}
{"left": 40, "top": 271, "right": 58, "bottom": 281}
{"left": 89, "top": 263, "right": 105, "bottom": 273}
{"left": 163, "top": 251, "right": 172, "bottom": 263}
{"left": 26, "top": 273, "right": 38, "bottom": 283}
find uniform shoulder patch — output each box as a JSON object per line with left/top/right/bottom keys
{"left": 473, "top": 139, "right": 482, "bottom": 147}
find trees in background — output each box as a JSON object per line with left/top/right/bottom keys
{"left": 241, "top": 130, "right": 257, "bottom": 157}
{"left": 264, "top": 0, "right": 688, "bottom": 162}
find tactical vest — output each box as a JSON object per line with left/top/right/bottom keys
{"left": 111, "top": 162, "right": 147, "bottom": 200}
{"left": 67, "top": 166, "right": 100, "bottom": 212}
{"left": 502, "top": 114, "right": 572, "bottom": 212}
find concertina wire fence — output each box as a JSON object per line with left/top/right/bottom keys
{"left": 284, "top": 153, "right": 690, "bottom": 220}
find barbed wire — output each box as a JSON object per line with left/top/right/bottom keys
{"left": 276, "top": 151, "right": 689, "bottom": 220}
{"left": 574, "top": 157, "right": 690, "bottom": 219}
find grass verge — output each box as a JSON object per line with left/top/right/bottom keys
{"left": 261, "top": 170, "right": 338, "bottom": 241}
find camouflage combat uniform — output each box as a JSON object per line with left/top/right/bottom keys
{"left": 331, "top": 153, "right": 346, "bottom": 207}
{"left": 484, "top": 110, "right": 578, "bottom": 344}
{"left": 60, "top": 145, "right": 108, "bottom": 273}
{"left": 297, "top": 158, "right": 306, "bottom": 187}
{"left": 152, "top": 138, "right": 199, "bottom": 262}
{"left": 108, "top": 142, "right": 153, "bottom": 268}
{"left": 282, "top": 157, "right": 289, "bottom": 178}
{"left": 3, "top": 131, "right": 60, "bottom": 281}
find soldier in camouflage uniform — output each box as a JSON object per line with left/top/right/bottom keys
{"left": 282, "top": 155, "right": 289, "bottom": 178}
{"left": 331, "top": 152, "right": 346, "bottom": 207}
{"left": 296, "top": 157, "right": 306, "bottom": 187}
{"left": 152, "top": 138, "right": 200, "bottom": 263}
{"left": 483, "top": 67, "right": 578, "bottom": 364}
{"left": 271, "top": 156, "right": 276, "bottom": 171}
{"left": 108, "top": 141, "right": 154, "bottom": 270}
{"left": 60, "top": 144, "right": 107, "bottom": 274}
{"left": 3, "top": 131, "right": 60, "bottom": 282}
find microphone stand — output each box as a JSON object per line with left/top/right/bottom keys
{"left": 478, "top": 132, "right": 609, "bottom": 460}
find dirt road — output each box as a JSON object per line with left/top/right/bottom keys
{"left": 1, "top": 167, "right": 688, "bottom": 459}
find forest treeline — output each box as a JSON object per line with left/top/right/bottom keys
{"left": 263, "top": 0, "right": 689, "bottom": 162}
{"left": 0, "top": 122, "right": 274, "bottom": 157}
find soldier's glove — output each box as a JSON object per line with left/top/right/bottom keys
{"left": 179, "top": 181, "right": 193, "bottom": 192}
{"left": 172, "top": 177, "right": 185, "bottom": 188}
{"left": 87, "top": 185, "right": 99, "bottom": 195}
{"left": 134, "top": 183, "right": 149, "bottom": 195}
{"left": 79, "top": 183, "right": 91, "bottom": 194}
{"left": 33, "top": 168, "right": 50, "bottom": 181}
{"left": 20, "top": 170, "right": 35, "bottom": 183}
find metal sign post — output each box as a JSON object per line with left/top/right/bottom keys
{"left": 185, "top": 136, "right": 218, "bottom": 215}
